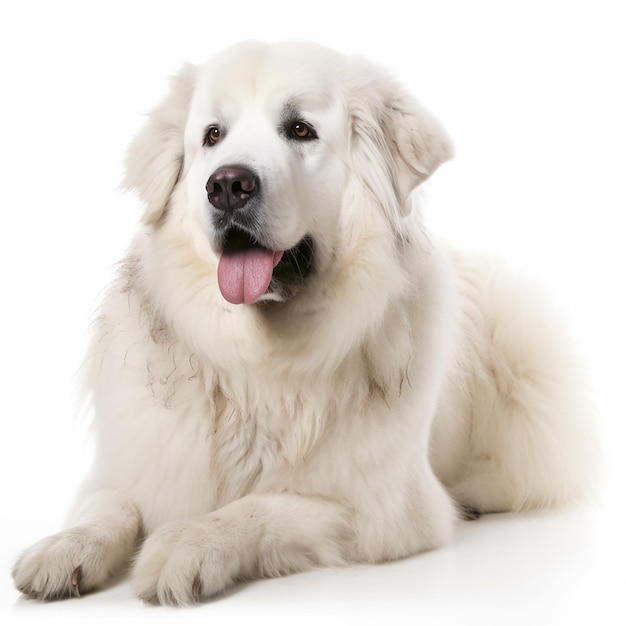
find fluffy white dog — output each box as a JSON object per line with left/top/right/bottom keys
{"left": 13, "top": 41, "right": 599, "bottom": 605}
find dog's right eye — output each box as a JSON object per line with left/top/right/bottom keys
{"left": 203, "top": 126, "right": 222, "bottom": 147}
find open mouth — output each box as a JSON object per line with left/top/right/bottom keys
{"left": 216, "top": 227, "right": 314, "bottom": 305}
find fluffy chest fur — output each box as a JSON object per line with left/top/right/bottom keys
{"left": 83, "top": 245, "right": 424, "bottom": 534}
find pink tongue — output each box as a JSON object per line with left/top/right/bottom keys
{"left": 217, "top": 247, "right": 284, "bottom": 305}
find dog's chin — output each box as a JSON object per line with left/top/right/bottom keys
{"left": 214, "top": 226, "right": 315, "bottom": 305}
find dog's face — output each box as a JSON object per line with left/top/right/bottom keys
{"left": 124, "top": 41, "right": 453, "bottom": 307}
{"left": 183, "top": 43, "right": 350, "bottom": 304}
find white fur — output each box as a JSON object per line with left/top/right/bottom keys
{"left": 13, "top": 41, "right": 599, "bottom": 606}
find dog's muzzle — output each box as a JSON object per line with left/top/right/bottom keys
{"left": 205, "top": 166, "right": 315, "bottom": 306}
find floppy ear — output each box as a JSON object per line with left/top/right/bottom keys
{"left": 348, "top": 64, "right": 453, "bottom": 223}
{"left": 122, "top": 63, "right": 197, "bottom": 224}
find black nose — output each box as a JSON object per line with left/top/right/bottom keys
{"left": 206, "top": 167, "right": 259, "bottom": 212}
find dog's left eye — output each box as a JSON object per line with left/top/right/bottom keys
{"left": 290, "top": 121, "right": 317, "bottom": 141}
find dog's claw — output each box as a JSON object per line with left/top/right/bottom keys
{"left": 460, "top": 505, "right": 481, "bottom": 521}
{"left": 192, "top": 575, "right": 202, "bottom": 601}
{"left": 70, "top": 566, "right": 82, "bottom": 596}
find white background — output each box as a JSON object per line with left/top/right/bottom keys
{"left": 1, "top": 1, "right": 624, "bottom": 624}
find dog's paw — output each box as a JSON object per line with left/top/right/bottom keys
{"left": 132, "top": 518, "right": 241, "bottom": 605}
{"left": 13, "top": 526, "right": 119, "bottom": 600}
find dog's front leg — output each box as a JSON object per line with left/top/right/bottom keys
{"left": 13, "top": 489, "right": 141, "bottom": 599}
{"left": 131, "top": 493, "right": 350, "bottom": 605}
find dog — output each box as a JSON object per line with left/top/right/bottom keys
{"left": 12, "top": 40, "right": 599, "bottom": 605}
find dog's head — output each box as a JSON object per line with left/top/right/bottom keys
{"left": 123, "top": 41, "right": 453, "bottom": 306}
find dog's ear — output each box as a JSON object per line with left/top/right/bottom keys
{"left": 122, "top": 63, "right": 197, "bottom": 224}
{"left": 347, "top": 64, "right": 453, "bottom": 224}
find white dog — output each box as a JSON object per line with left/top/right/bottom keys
{"left": 13, "top": 41, "right": 599, "bottom": 605}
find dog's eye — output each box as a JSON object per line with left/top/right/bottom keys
{"left": 290, "top": 121, "right": 317, "bottom": 141}
{"left": 203, "top": 126, "right": 222, "bottom": 147}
